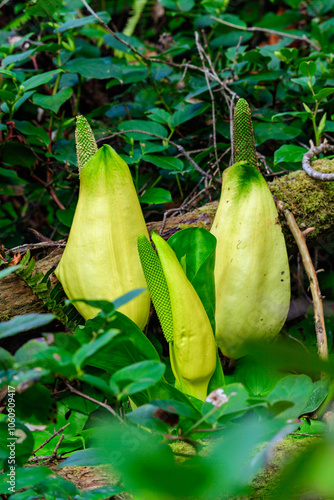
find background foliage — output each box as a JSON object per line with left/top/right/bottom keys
{"left": 1, "top": 0, "right": 334, "bottom": 499}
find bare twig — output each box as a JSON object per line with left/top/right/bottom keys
{"left": 195, "top": 32, "right": 218, "bottom": 168}
{"left": 276, "top": 200, "right": 328, "bottom": 361}
{"left": 211, "top": 16, "right": 320, "bottom": 51}
{"left": 65, "top": 382, "right": 124, "bottom": 423}
{"left": 32, "top": 423, "right": 70, "bottom": 454}
{"left": 8, "top": 241, "right": 66, "bottom": 255}
{"left": 302, "top": 140, "right": 334, "bottom": 181}
{"left": 290, "top": 432, "right": 323, "bottom": 437}
{"left": 28, "top": 453, "right": 63, "bottom": 463}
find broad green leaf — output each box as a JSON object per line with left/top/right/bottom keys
{"left": 22, "top": 69, "right": 63, "bottom": 91}
{"left": 1, "top": 90, "right": 35, "bottom": 113}
{"left": 301, "top": 378, "right": 330, "bottom": 414}
{"left": 314, "top": 87, "right": 334, "bottom": 101}
{"left": 0, "top": 467, "right": 52, "bottom": 494}
{"left": 65, "top": 57, "right": 122, "bottom": 80}
{"left": 253, "top": 121, "right": 301, "bottom": 145}
{"left": 169, "top": 102, "right": 209, "bottom": 128}
{"left": 2, "top": 49, "right": 36, "bottom": 67}
{"left": 168, "top": 228, "right": 216, "bottom": 331}
{"left": 58, "top": 12, "right": 111, "bottom": 32}
{"left": 233, "top": 357, "right": 283, "bottom": 397}
{"left": 267, "top": 374, "right": 314, "bottom": 420}
{"left": 147, "top": 107, "right": 172, "bottom": 124}
{"left": 140, "top": 187, "right": 172, "bottom": 204}
{"left": 15, "top": 384, "right": 56, "bottom": 425}
{"left": 33, "top": 88, "right": 73, "bottom": 113}
{"left": 274, "top": 145, "right": 307, "bottom": 165}
{"left": 79, "top": 485, "right": 126, "bottom": 499}
{"left": 104, "top": 33, "right": 145, "bottom": 54}
{"left": 14, "top": 120, "right": 50, "bottom": 145}
{"left": 299, "top": 60, "right": 317, "bottom": 77}
{"left": 0, "top": 314, "right": 54, "bottom": 339}
{"left": 73, "top": 329, "right": 120, "bottom": 368}
{"left": 56, "top": 208, "right": 75, "bottom": 227}
{"left": 159, "top": 0, "right": 195, "bottom": 11}
{"left": 143, "top": 154, "right": 184, "bottom": 171}
{"left": 86, "top": 312, "right": 160, "bottom": 374}
{"left": 111, "top": 360, "right": 166, "bottom": 395}
{"left": 0, "top": 422, "right": 34, "bottom": 468}
{"left": 119, "top": 120, "right": 168, "bottom": 140}
{"left": 26, "top": 0, "right": 62, "bottom": 17}
{"left": 0, "top": 90, "right": 15, "bottom": 102}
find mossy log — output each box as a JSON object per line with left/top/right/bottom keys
{"left": 1, "top": 161, "right": 334, "bottom": 321}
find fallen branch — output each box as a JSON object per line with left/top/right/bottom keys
{"left": 302, "top": 140, "right": 334, "bottom": 181}
{"left": 276, "top": 199, "right": 328, "bottom": 361}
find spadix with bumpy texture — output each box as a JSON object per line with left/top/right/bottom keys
{"left": 233, "top": 98, "right": 258, "bottom": 170}
{"left": 211, "top": 161, "right": 290, "bottom": 359}
{"left": 75, "top": 116, "right": 97, "bottom": 174}
{"left": 138, "top": 232, "right": 216, "bottom": 401}
{"left": 55, "top": 129, "right": 150, "bottom": 329}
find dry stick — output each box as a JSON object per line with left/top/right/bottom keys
{"left": 8, "top": 241, "right": 66, "bottom": 255}
{"left": 32, "top": 423, "right": 70, "bottom": 454}
{"left": 195, "top": 32, "right": 219, "bottom": 168}
{"left": 65, "top": 382, "right": 124, "bottom": 423}
{"left": 276, "top": 200, "right": 328, "bottom": 361}
{"left": 302, "top": 140, "right": 334, "bottom": 181}
{"left": 28, "top": 433, "right": 66, "bottom": 463}
{"left": 211, "top": 17, "right": 320, "bottom": 52}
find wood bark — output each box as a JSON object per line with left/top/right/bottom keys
{"left": 1, "top": 161, "right": 333, "bottom": 321}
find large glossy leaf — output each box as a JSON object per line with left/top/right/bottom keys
{"left": 266, "top": 374, "right": 314, "bottom": 420}
{"left": 33, "top": 88, "right": 73, "bottom": 113}
{"left": 111, "top": 360, "right": 166, "bottom": 396}
{"left": 168, "top": 228, "right": 216, "bottom": 331}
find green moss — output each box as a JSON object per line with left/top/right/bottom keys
{"left": 269, "top": 159, "right": 334, "bottom": 249}
{"left": 249, "top": 437, "right": 316, "bottom": 499}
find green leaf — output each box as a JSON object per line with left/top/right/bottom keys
{"left": 65, "top": 57, "right": 122, "bottom": 80}
{"left": 56, "top": 208, "right": 75, "bottom": 227}
{"left": 159, "top": 0, "right": 195, "bottom": 11}
{"left": 14, "top": 120, "right": 50, "bottom": 146}
{"left": 147, "top": 108, "right": 172, "bottom": 124}
{"left": 140, "top": 187, "right": 172, "bottom": 204}
{"left": 168, "top": 228, "right": 216, "bottom": 332}
{"left": 26, "top": 0, "right": 62, "bottom": 17}
{"left": 119, "top": 120, "right": 168, "bottom": 140}
{"left": 301, "top": 378, "right": 330, "bottom": 414}
{"left": 143, "top": 154, "right": 184, "bottom": 171}
{"left": 1, "top": 90, "right": 35, "bottom": 114}
{"left": 317, "top": 112, "right": 327, "bottom": 137}
{"left": 58, "top": 448, "right": 110, "bottom": 467}
{"left": 73, "top": 329, "right": 120, "bottom": 368}
{"left": 313, "top": 87, "right": 334, "bottom": 101}
{"left": 58, "top": 12, "right": 111, "bottom": 32}
{"left": 299, "top": 60, "right": 317, "bottom": 77}
{"left": 0, "top": 466, "right": 52, "bottom": 494}
{"left": 0, "top": 422, "right": 34, "bottom": 468}
{"left": 0, "top": 90, "right": 15, "bottom": 102}
{"left": 233, "top": 357, "right": 283, "bottom": 397}
{"left": 267, "top": 374, "right": 314, "bottom": 420}
{"left": 15, "top": 384, "right": 57, "bottom": 425}
{"left": 169, "top": 102, "right": 209, "bottom": 128}
{"left": 0, "top": 314, "right": 54, "bottom": 339}
{"left": 22, "top": 69, "right": 63, "bottom": 91}
{"left": 274, "top": 145, "right": 308, "bottom": 165}
{"left": 79, "top": 485, "right": 126, "bottom": 500}
{"left": 111, "top": 360, "right": 166, "bottom": 396}
{"left": 104, "top": 33, "right": 145, "bottom": 54}
{"left": 32, "top": 88, "right": 73, "bottom": 113}
{"left": 253, "top": 121, "right": 301, "bottom": 145}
